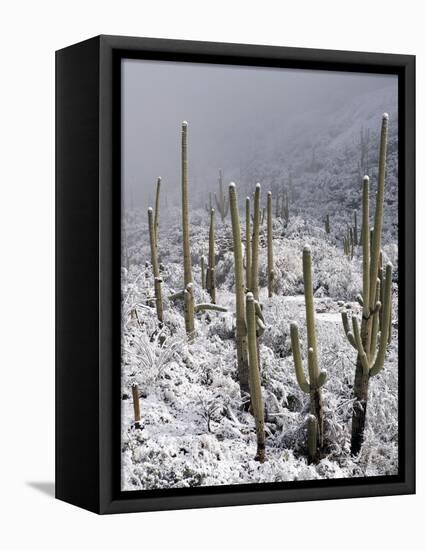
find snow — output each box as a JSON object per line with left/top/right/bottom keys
{"left": 121, "top": 204, "right": 398, "bottom": 491}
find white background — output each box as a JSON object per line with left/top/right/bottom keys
{"left": 0, "top": 1, "right": 421, "bottom": 548}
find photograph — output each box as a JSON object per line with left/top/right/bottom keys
{"left": 120, "top": 58, "right": 399, "bottom": 491}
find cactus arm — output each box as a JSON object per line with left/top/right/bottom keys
{"left": 251, "top": 183, "right": 261, "bottom": 301}
{"left": 317, "top": 370, "right": 327, "bottom": 388}
{"left": 342, "top": 311, "right": 357, "bottom": 348}
{"left": 370, "top": 263, "right": 393, "bottom": 377}
{"left": 181, "top": 121, "right": 193, "bottom": 287}
{"left": 245, "top": 197, "right": 251, "bottom": 291}
{"left": 369, "top": 114, "right": 389, "bottom": 309}
{"left": 256, "top": 317, "right": 266, "bottom": 335}
{"left": 195, "top": 303, "right": 228, "bottom": 313}
{"left": 361, "top": 175, "right": 371, "bottom": 316}
{"left": 352, "top": 316, "right": 369, "bottom": 374}
{"left": 254, "top": 300, "right": 264, "bottom": 323}
{"left": 370, "top": 280, "right": 381, "bottom": 353}
{"left": 169, "top": 290, "right": 185, "bottom": 301}
{"left": 290, "top": 323, "right": 310, "bottom": 393}
{"left": 356, "top": 294, "right": 364, "bottom": 307}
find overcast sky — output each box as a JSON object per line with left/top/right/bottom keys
{"left": 122, "top": 58, "right": 397, "bottom": 208}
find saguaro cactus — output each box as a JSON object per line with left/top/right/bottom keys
{"left": 170, "top": 122, "right": 226, "bottom": 338}
{"left": 275, "top": 191, "right": 280, "bottom": 218}
{"left": 251, "top": 183, "right": 261, "bottom": 301}
{"left": 154, "top": 177, "right": 161, "bottom": 248}
{"left": 281, "top": 190, "right": 289, "bottom": 223}
{"left": 245, "top": 197, "right": 251, "bottom": 291}
{"left": 341, "top": 114, "right": 393, "bottom": 455}
{"left": 200, "top": 255, "right": 206, "bottom": 289}
{"left": 353, "top": 210, "right": 358, "bottom": 246}
{"left": 290, "top": 246, "right": 327, "bottom": 462}
{"left": 325, "top": 214, "right": 330, "bottom": 234}
{"left": 148, "top": 207, "right": 163, "bottom": 322}
{"left": 246, "top": 292, "right": 266, "bottom": 462}
{"left": 206, "top": 208, "right": 216, "bottom": 303}
{"left": 215, "top": 169, "right": 229, "bottom": 221}
{"left": 267, "top": 191, "right": 274, "bottom": 298}
{"left": 229, "top": 183, "right": 250, "bottom": 396}
{"left": 181, "top": 121, "right": 192, "bottom": 287}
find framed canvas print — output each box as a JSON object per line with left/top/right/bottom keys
{"left": 56, "top": 35, "right": 415, "bottom": 514}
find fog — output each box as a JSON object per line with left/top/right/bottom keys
{"left": 122, "top": 58, "right": 396, "bottom": 209}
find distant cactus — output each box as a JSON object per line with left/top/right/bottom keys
{"left": 267, "top": 191, "right": 274, "bottom": 298}
{"left": 290, "top": 246, "right": 327, "bottom": 461}
{"left": 215, "top": 169, "right": 229, "bottom": 221}
{"left": 353, "top": 210, "right": 358, "bottom": 246}
{"left": 324, "top": 214, "right": 330, "bottom": 234}
{"left": 281, "top": 190, "right": 289, "bottom": 223}
{"left": 340, "top": 114, "right": 393, "bottom": 455}
{"left": 343, "top": 227, "right": 354, "bottom": 260}
{"left": 275, "top": 191, "right": 280, "bottom": 218}
{"left": 206, "top": 208, "right": 216, "bottom": 303}
{"left": 229, "top": 183, "right": 250, "bottom": 396}
{"left": 246, "top": 292, "right": 266, "bottom": 462}
{"left": 148, "top": 207, "right": 163, "bottom": 322}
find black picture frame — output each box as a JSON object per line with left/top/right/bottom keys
{"left": 56, "top": 34, "right": 415, "bottom": 514}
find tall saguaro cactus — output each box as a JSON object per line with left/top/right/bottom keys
{"left": 251, "top": 183, "right": 261, "bottom": 301}
{"left": 229, "top": 183, "right": 250, "bottom": 396}
{"left": 170, "top": 122, "right": 227, "bottom": 338}
{"left": 245, "top": 197, "right": 251, "bottom": 291}
{"left": 341, "top": 114, "right": 393, "bottom": 455}
{"left": 181, "top": 121, "right": 193, "bottom": 287}
{"left": 215, "top": 169, "right": 229, "bottom": 221}
{"left": 290, "top": 246, "right": 327, "bottom": 462}
{"left": 206, "top": 208, "right": 216, "bottom": 303}
{"left": 154, "top": 177, "right": 161, "bottom": 249}
{"left": 267, "top": 191, "right": 274, "bottom": 298}
{"left": 148, "top": 207, "right": 163, "bottom": 322}
{"left": 246, "top": 292, "right": 266, "bottom": 462}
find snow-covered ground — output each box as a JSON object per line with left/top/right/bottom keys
{"left": 121, "top": 211, "right": 398, "bottom": 491}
